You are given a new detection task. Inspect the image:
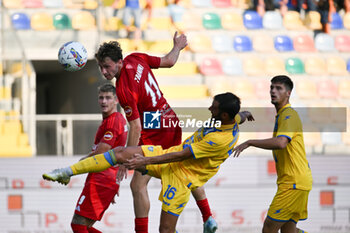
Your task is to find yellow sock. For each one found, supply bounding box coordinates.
[70,151,116,175]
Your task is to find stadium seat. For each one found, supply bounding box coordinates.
[315,33,335,52]
[176,12,202,31]
[202,12,222,29]
[344,12,350,29]
[3,0,24,8]
[243,10,263,29]
[338,80,350,98]
[254,80,270,99]
[31,12,54,30]
[296,80,318,99]
[243,57,265,76]
[188,34,213,53]
[153,62,198,76]
[231,79,255,99]
[191,0,212,7]
[283,11,305,30]
[335,35,350,52]
[317,80,338,99]
[23,0,43,8]
[2,120,22,135]
[327,57,347,75]
[72,11,96,30]
[304,132,322,147]
[11,13,31,30]
[147,17,172,30]
[221,12,244,30]
[233,35,252,52]
[253,34,274,52]
[212,34,232,53]
[305,57,327,75]
[342,132,350,145]
[265,57,286,75]
[53,13,71,29]
[222,57,243,75]
[274,35,294,52]
[43,0,63,8]
[142,40,173,53]
[293,34,316,52]
[212,0,232,7]
[285,57,305,74]
[104,17,123,31]
[331,12,343,29]
[151,0,167,8]
[116,38,135,52]
[84,0,98,9]
[168,3,185,23]
[161,85,208,99]
[304,11,322,30]
[199,57,223,76]
[263,11,283,30]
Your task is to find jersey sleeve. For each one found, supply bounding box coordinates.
[188,134,225,159]
[276,111,299,142]
[99,114,127,147]
[132,53,161,69]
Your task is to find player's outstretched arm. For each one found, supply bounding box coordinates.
[159,31,188,68]
[238,111,254,124]
[125,147,193,170]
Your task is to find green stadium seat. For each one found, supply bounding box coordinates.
[53,13,71,29]
[202,12,222,29]
[285,57,305,74]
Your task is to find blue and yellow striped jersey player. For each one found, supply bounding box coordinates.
[43,92,254,233]
[233,75,313,233]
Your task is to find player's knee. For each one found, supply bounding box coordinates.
[159,224,175,233]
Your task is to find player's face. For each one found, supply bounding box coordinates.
[209,100,222,121]
[98,57,122,80]
[270,82,290,105]
[98,91,117,116]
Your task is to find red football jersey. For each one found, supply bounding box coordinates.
[116,53,182,147]
[86,112,127,188]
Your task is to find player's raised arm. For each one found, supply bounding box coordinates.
[238,111,255,124]
[159,31,188,68]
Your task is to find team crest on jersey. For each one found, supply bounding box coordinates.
[104,131,113,140]
[124,106,132,117]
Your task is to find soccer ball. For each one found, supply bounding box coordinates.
[58,41,88,72]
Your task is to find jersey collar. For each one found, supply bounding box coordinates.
[277,103,291,115]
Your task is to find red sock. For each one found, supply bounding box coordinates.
[196,198,212,222]
[71,223,89,233]
[87,227,102,233]
[135,217,148,233]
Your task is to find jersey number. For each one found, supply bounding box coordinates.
[164,185,177,200]
[144,73,161,107]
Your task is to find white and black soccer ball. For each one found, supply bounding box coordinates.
[58,41,88,72]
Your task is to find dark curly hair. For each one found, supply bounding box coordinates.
[95,41,123,62]
[214,92,241,120]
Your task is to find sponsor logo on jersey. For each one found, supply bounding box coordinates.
[104,131,113,140]
[148,146,154,152]
[124,106,132,117]
[143,111,161,129]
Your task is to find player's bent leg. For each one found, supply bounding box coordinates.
[262,217,285,233]
[159,210,179,233]
[131,171,152,233]
[71,213,96,233]
[280,221,298,233]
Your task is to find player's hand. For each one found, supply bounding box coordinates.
[116,165,127,183]
[173,31,188,50]
[125,154,146,170]
[232,141,250,157]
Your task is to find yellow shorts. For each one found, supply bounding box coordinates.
[267,188,310,223]
[141,145,190,216]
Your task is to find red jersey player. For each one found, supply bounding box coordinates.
[71,84,128,233]
[95,32,217,233]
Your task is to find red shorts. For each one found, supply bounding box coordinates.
[74,182,119,221]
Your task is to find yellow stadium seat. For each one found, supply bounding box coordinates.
[304,11,322,30]
[63,0,84,8]
[116,38,135,52]
[327,57,347,75]
[188,34,213,53]
[153,62,198,76]
[84,0,98,9]
[2,120,22,135]
[283,11,305,30]
[2,87,11,100]
[161,85,208,99]
[147,17,173,30]
[31,12,54,31]
[265,57,286,75]
[72,11,96,30]
[0,110,5,124]
[0,135,17,147]
[344,12,350,30]
[338,80,350,98]
[221,12,244,30]
[253,34,274,52]
[305,57,327,75]
[139,40,173,54]
[18,133,29,147]
[8,62,32,77]
[104,17,123,31]
[175,12,202,31]
[243,57,265,76]
[150,0,167,8]
[3,0,23,8]
[230,79,255,100]
[296,80,318,99]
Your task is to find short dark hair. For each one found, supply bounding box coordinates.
[98,83,116,96]
[95,41,123,62]
[214,92,241,120]
[271,75,294,91]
